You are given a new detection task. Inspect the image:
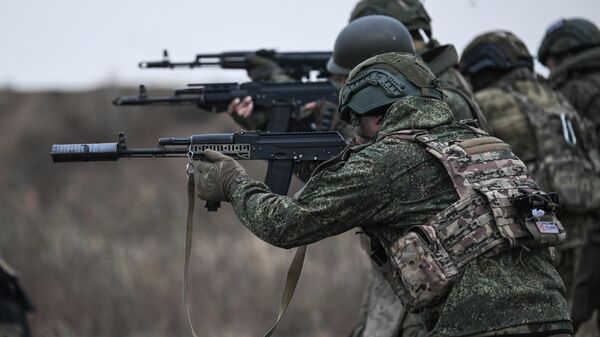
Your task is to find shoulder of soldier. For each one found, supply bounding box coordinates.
[438,67,472,92]
[555,75,600,119]
[474,87,521,118]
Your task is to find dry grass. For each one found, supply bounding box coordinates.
[1,88,597,337]
[0,88,370,337]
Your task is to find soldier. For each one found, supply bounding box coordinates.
[538,18,600,144]
[227,15,418,140]
[348,1,489,335]
[0,259,33,337]
[538,18,600,333]
[195,52,572,337]
[349,0,485,126]
[460,31,600,330]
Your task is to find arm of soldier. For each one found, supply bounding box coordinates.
[230,148,393,249]
[227,55,296,130]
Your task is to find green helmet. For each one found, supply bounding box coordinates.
[338,52,443,123]
[538,18,600,65]
[349,0,432,39]
[460,30,533,76]
[327,15,415,75]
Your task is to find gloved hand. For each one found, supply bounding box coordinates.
[196,150,246,202]
[247,54,288,82]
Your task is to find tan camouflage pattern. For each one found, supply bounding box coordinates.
[230,96,571,336]
[378,126,564,311]
[351,267,426,337]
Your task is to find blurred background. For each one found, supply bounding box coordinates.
[0,0,599,336]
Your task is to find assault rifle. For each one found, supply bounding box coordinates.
[138,49,332,81]
[51,130,347,210]
[113,81,339,132]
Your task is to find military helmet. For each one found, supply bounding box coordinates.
[327,15,415,75]
[338,52,443,123]
[349,0,432,39]
[460,30,534,76]
[538,18,600,65]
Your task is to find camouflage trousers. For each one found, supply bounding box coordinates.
[350,266,426,337]
[553,212,596,303]
[570,220,600,332]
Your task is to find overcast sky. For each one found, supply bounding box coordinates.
[1,0,599,91]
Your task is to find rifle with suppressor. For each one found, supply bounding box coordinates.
[113,81,339,132]
[138,49,332,81]
[51,130,347,210]
[52,130,346,335]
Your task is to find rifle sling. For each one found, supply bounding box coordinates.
[184,168,200,337]
[263,245,306,337]
[183,165,306,337]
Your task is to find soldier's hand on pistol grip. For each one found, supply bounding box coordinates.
[196,150,246,202]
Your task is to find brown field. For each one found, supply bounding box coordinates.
[0,88,370,337]
[0,88,597,337]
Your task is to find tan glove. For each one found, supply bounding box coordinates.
[247,54,290,82]
[195,150,246,202]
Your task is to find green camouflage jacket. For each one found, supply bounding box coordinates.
[230,96,571,336]
[422,42,486,128]
[549,46,600,146]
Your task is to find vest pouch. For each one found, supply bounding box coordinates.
[523,214,566,246]
[385,226,459,311]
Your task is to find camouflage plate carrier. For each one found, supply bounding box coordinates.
[373,126,565,311]
[481,78,600,213]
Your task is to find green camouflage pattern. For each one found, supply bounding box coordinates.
[571,222,600,331]
[437,67,487,128]
[474,66,600,309]
[349,0,432,38]
[461,31,533,74]
[381,128,565,311]
[538,18,600,65]
[549,46,600,147]
[548,46,600,333]
[474,67,600,210]
[0,323,22,337]
[230,96,571,336]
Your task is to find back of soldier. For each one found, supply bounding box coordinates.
[539,18,600,147]
[539,17,600,333]
[461,30,600,307]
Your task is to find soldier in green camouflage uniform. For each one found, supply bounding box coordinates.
[0,258,33,337]
[195,52,572,337]
[228,15,418,142]
[347,1,488,335]
[460,31,600,331]
[349,0,485,127]
[538,18,600,333]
